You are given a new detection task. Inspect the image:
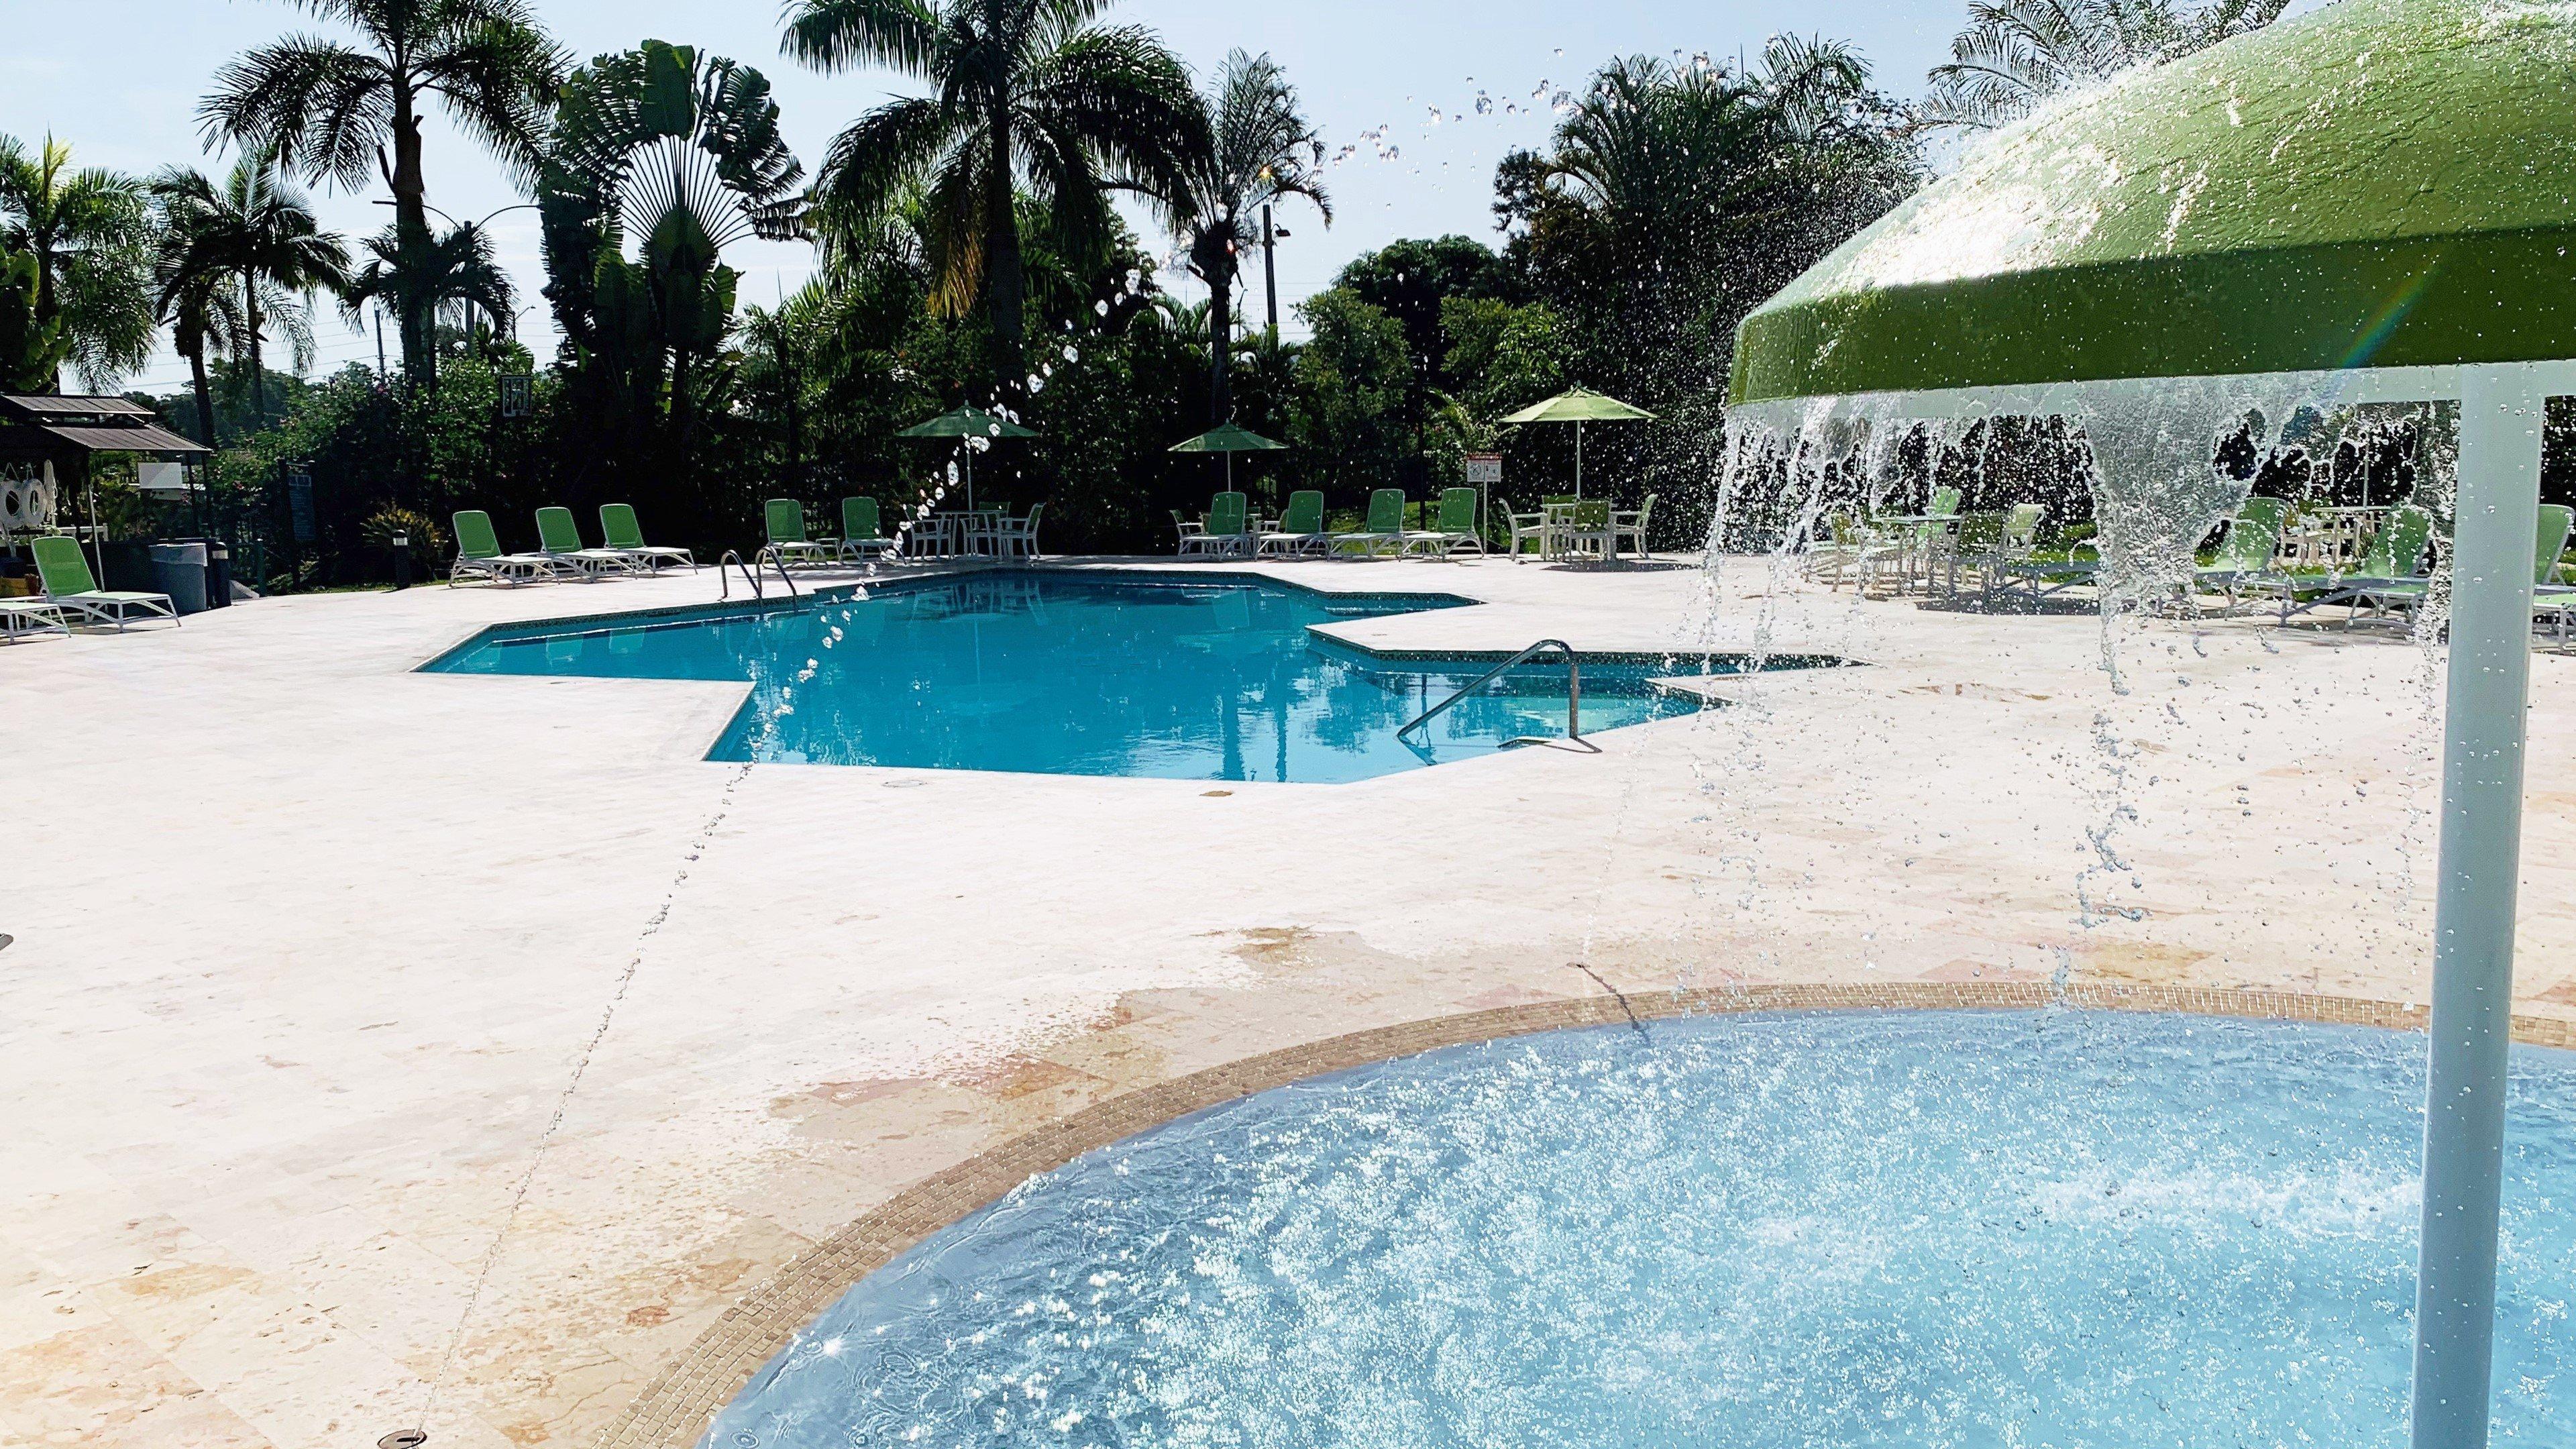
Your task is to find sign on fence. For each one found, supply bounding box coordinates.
[498,374,535,418]
[286,469,315,543]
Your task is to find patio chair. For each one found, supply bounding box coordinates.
[2265,504,2433,624]
[2192,496,2291,612]
[1930,511,2011,599]
[1171,510,1205,553]
[1332,488,1407,557]
[1503,499,1552,563]
[1180,492,1250,557]
[1258,490,1331,557]
[1613,494,1658,560]
[761,498,834,570]
[1809,512,1899,592]
[1560,500,1617,564]
[535,506,639,578]
[837,497,900,563]
[599,503,696,572]
[2387,504,2576,637]
[30,535,178,630]
[987,502,1044,559]
[450,510,572,586]
[0,595,68,641]
[1409,486,1485,558]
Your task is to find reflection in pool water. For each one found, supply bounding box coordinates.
[429,573,1807,782]
[705,1010,2576,1449]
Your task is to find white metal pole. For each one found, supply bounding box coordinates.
[2411,362,2544,1449]
[1575,420,1584,500]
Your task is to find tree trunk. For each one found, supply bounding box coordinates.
[388,83,435,387]
[1208,265,1234,425]
[983,103,1025,396]
[245,278,266,430]
[188,345,217,448]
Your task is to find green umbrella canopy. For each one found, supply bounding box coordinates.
[1499,387,1656,423]
[897,405,1038,439]
[1169,422,1289,453]
[1729,0,2576,407]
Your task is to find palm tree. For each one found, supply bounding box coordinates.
[199,0,562,380]
[148,200,250,448]
[782,0,1204,385]
[339,221,515,386]
[0,134,156,392]
[1921,0,2288,131]
[1161,50,1328,425]
[151,154,350,432]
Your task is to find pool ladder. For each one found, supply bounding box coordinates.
[1397,638,1588,749]
[716,549,799,602]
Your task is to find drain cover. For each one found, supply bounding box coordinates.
[378,1432,427,1449]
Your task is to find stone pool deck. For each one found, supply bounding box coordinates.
[8,553,2576,1448]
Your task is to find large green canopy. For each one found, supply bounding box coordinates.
[1499,388,1655,424]
[1729,0,2576,406]
[1168,422,1287,453]
[898,405,1038,439]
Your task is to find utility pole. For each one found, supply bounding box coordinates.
[1262,204,1281,341]
[374,307,387,384]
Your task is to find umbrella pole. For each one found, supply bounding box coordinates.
[1575,421,1584,500]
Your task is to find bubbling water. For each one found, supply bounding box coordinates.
[703,1012,2576,1449]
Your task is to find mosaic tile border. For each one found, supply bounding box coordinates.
[594,981,2571,1449]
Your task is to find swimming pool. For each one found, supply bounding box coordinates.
[428,573,1805,782]
[703,1010,2576,1449]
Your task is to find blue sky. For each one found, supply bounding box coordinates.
[2,0,1972,394]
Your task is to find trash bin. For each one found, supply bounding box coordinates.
[148,541,211,614]
[169,537,232,609]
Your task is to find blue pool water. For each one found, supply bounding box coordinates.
[705,1011,2576,1449]
[429,573,1786,782]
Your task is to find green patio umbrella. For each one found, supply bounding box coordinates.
[1497,387,1654,498]
[1168,421,1289,492]
[898,405,1038,511]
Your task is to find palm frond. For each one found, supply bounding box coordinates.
[780,0,944,75]
[199,36,390,189]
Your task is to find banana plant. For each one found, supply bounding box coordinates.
[543,40,802,458]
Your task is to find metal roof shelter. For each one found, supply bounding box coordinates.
[0,395,215,580]
[0,394,210,462]
[1727,3,2576,1443]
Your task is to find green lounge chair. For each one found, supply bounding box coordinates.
[1405,486,1484,558]
[1180,492,1248,558]
[1332,488,1407,557]
[1258,490,1330,557]
[31,535,178,630]
[535,506,638,578]
[837,497,898,562]
[2277,504,2434,625]
[761,498,833,569]
[450,510,571,586]
[2193,496,2291,612]
[599,503,695,572]
[0,594,70,641]
[2383,504,2576,637]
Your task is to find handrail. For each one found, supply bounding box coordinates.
[717,548,800,602]
[1397,638,1581,748]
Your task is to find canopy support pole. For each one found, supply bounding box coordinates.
[2411,362,2544,1449]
